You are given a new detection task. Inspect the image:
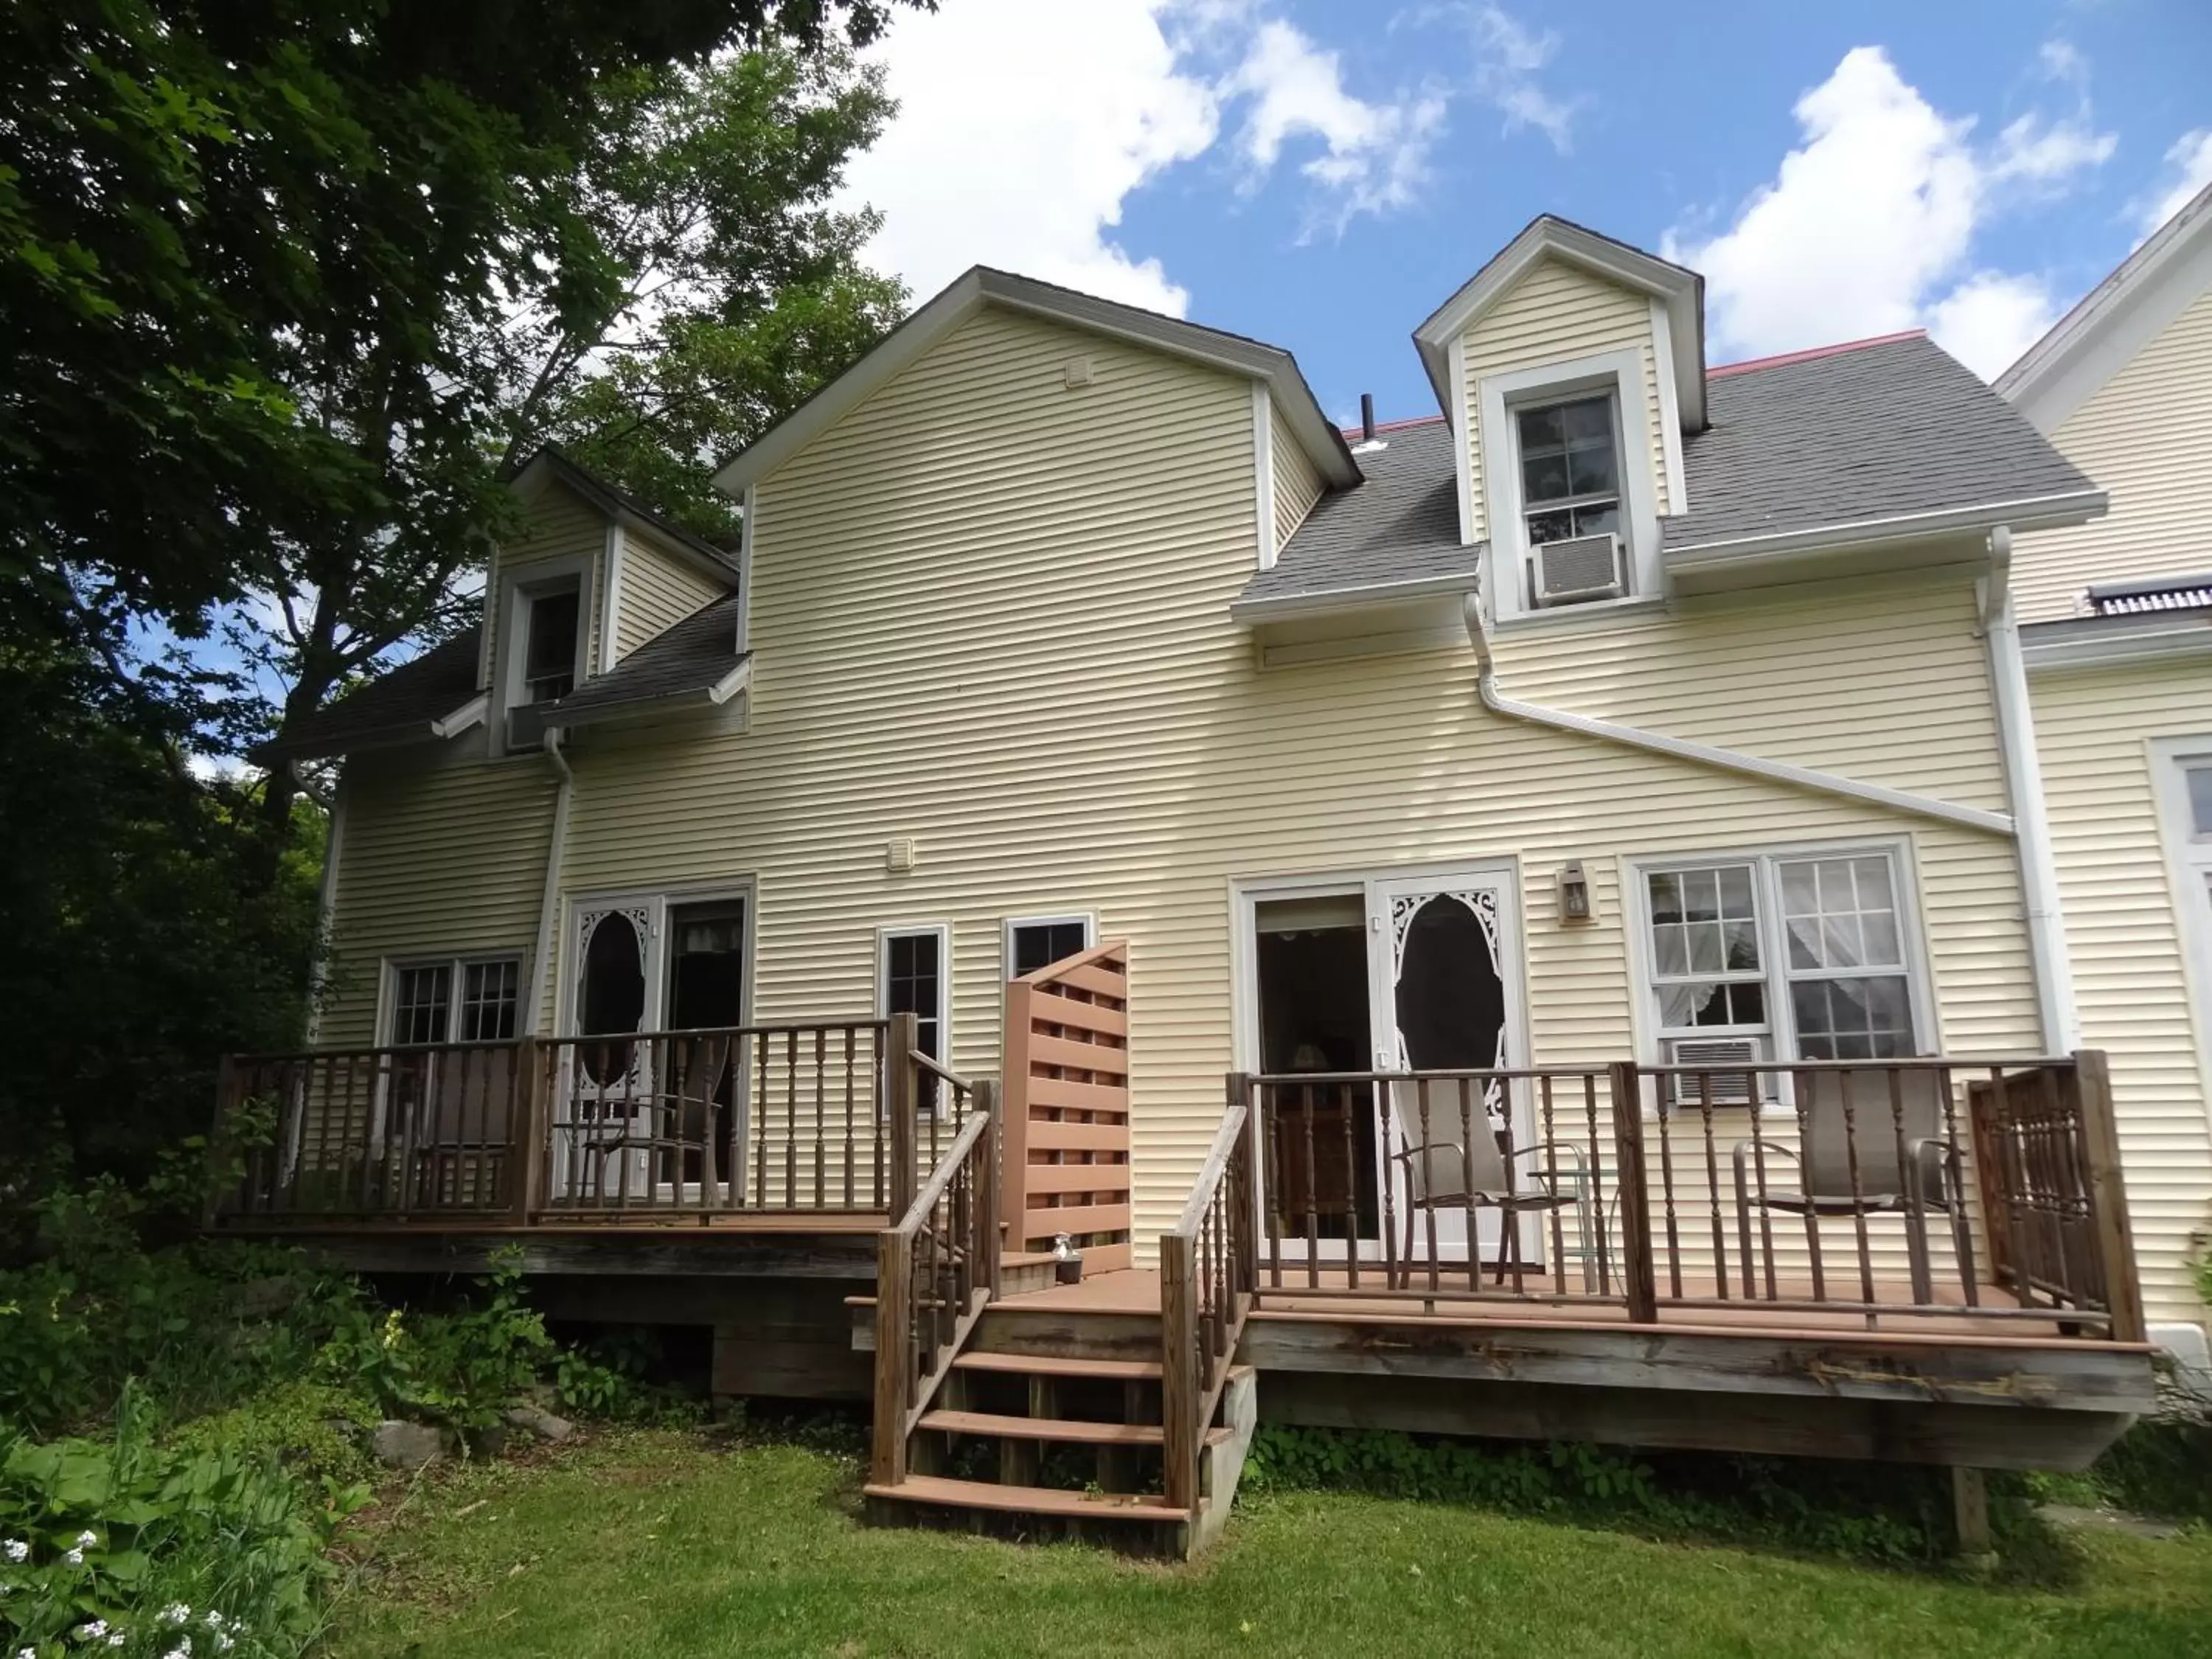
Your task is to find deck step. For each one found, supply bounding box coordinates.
[919,1409,1162,1446]
[865,1475,1188,1523]
[951,1352,1161,1381]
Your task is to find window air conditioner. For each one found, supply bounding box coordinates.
[505,701,549,751]
[1531,532,1625,607]
[1665,1037,1764,1109]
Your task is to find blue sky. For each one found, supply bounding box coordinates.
[839,0,2212,427]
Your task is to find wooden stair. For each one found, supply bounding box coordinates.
[863,1296,1256,1557]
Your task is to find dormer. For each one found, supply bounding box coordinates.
[1412,216,1704,626]
[487,449,742,752]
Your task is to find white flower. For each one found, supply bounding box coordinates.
[161,1604,192,1624]
[1,1538,25,1562]
[77,1621,108,1640]
[216,1640,233,1654]
[63,1548,83,1565]
[20,1645,38,1659]
[201,1612,223,1630]
[72,1531,97,1549]
[108,1638,127,1651]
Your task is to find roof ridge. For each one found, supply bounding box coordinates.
[1336,413,1448,439]
[1708,330,1926,380]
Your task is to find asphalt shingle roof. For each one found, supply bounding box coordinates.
[257,628,482,762]
[547,594,745,723]
[1239,333,2099,611]
[1664,334,2098,552]
[1236,420,1473,608]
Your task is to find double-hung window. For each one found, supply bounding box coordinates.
[386,955,521,1045]
[880,925,950,1110]
[1638,846,1924,1076]
[1515,394,1621,548]
[1005,913,1096,979]
[520,582,582,705]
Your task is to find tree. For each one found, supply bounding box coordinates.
[1,0,919,771]
[240,41,905,832]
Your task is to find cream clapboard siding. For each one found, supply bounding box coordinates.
[2011,283,2212,623]
[479,483,608,690]
[319,745,559,1050]
[613,529,726,662]
[1462,257,1670,544]
[530,302,2039,1259]
[1270,398,1324,552]
[2033,663,2212,1325]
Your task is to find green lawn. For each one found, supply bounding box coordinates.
[324,1429,2212,1659]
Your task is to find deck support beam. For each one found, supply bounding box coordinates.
[1951,1466,1994,1562]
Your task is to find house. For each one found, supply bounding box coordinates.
[1999,178,2212,1380]
[235,215,2155,1554]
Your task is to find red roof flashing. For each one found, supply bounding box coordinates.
[1707,330,1925,380]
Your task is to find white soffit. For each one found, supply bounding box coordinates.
[1996,179,2212,434]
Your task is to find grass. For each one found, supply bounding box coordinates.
[320,1427,2212,1659]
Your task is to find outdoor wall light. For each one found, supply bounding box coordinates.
[1557,860,1592,922]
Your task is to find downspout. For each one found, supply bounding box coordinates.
[525,728,574,1037]
[1459,594,2016,837]
[1979,528,2078,1051]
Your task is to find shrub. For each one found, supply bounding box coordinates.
[0,1387,366,1658]
[168,1384,379,1493]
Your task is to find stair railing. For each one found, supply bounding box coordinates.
[871,1015,1001,1486]
[1160,1083,1259,1513]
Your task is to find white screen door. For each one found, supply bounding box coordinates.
[558,896,664,1201]
[1365,866,1531,1264]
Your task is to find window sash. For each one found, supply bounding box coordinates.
[389,955,521,1046]
[1640,849,1922,1063]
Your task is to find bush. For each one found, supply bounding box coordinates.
[168,1384,379,1494]
[0,1387,366,1658]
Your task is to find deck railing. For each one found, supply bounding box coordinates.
[1244,1050,2141,1338]
[212,1020,894,1222]
[1160,1089,1259,1512]
[872,1020,1001,1486]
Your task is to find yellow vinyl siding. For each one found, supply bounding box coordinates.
[2011,283,2212,623]
[481,484,608,689]
[319,747,557,1049]
[1270,400,1324,552]
[613,529,726,661]
[2033,661,2212,1326]
[1461,257,1669,544]
[515,302,2037,1259]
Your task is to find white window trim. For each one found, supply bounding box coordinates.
[2149,737,2212,1148]
[1252,383,1277,570]
[877,922,953,1099]
[1478,347,1662,625]
[1621,838,1939,1108]
[736,483,756,655]
[378,950,526,1048]
[597,522,625,669]
[1003,911,1099,981]
[493,549,597,754]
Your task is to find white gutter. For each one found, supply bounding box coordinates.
[1663,489,2108,572]
[1979,529,2079,1051]
[1459,594,2016,837]
[524,728,574,1037]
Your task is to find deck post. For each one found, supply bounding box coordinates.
[1609,1060,1659,1324]
[2072,1048,2146,1343]
[872,1226,913,1486]
[888,1012,919,1222]
[1228,1072,1259,1303]
[510,1037,547,1225]
[975,1078,1002,1301]
[1160,1229,1198,1513]
[1950,1467,1994,1562]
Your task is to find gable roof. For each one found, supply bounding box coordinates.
[255,628,484,763]
[509,447,740,585]
[711,265,1360,497]
[1236,333,2101,617]
[1996,178,2212,433]
[1412,215,1708,432]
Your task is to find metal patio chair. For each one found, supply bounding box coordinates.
[1730,1065,1972,1304]
[1388,1080,1593,1290]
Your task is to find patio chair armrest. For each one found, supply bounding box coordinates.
[1503,1141,1590,1198]
[1389,1138,1464,1165]
[1902,1135,1961,1211]
[1730,1137,1801,1206]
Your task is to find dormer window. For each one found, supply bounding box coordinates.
[1517,394,1621,547]
[521,582,582,705]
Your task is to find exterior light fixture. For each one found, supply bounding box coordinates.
[1557,860,1592,922]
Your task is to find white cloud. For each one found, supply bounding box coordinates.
[2140,128,2212,236]
[1465,5,1578,153]
[1218,18,1447,232]
[1666,44,2115,379]
[835,1,1218,316]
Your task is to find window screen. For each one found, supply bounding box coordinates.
[1009,918,1091,979]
